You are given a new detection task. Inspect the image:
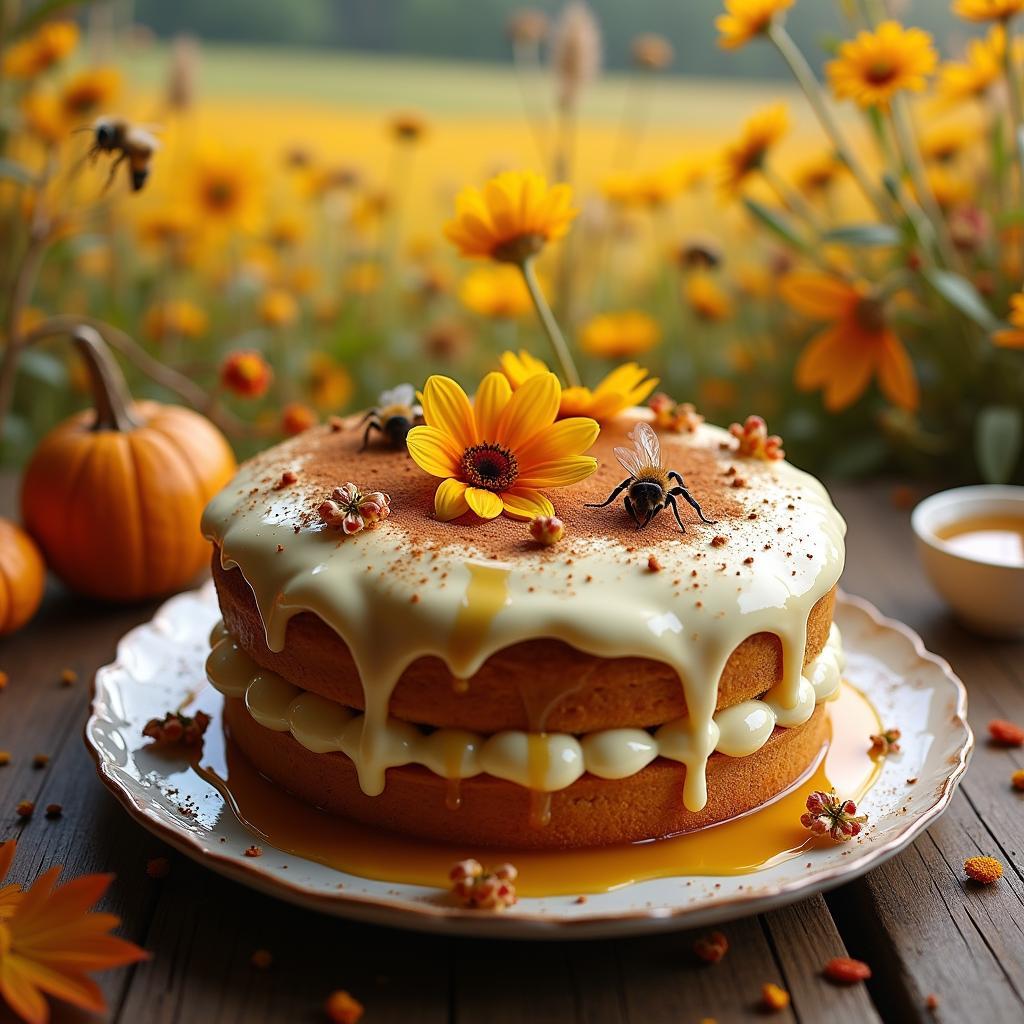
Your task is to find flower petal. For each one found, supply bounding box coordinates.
[517,416,600,466]
[473,372,512,441]
[501,487,555,521]
[496,371,560,450]
[779,272,857,320]
[434,478,470,521]
[406,425,461,478]
[876,331,919,411]
[518,456,598,488]
[421,375,477,450]
[465,487,504,519]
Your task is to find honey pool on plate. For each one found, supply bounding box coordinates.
[192,682,881,898]
[935,514,1024,567]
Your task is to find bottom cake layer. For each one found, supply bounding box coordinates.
[223,698,830,849]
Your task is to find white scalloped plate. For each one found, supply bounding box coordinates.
[86,584,972,939]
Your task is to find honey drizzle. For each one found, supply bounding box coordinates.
[196,683,881,898]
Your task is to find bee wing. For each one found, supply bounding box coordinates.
[628,421,664,471]
[379,382,415,408]
[613,445,644,478]
[126,127,161,151]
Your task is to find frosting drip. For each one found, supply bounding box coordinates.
[201,411,846,812]
[207,624,843,791]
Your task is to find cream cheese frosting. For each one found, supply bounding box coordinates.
[200,409,847,812]
[207,622,844,791]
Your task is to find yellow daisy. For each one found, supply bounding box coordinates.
[444,170,577,263]
[827,21,937,108]
[938,27,1010,103]
[684,273,733,322]
[716,0,794,50]
[719,103,789,194]
[59,67,120,120]
[189,152,262,232]
[578,311,661,358]
[500,351,659,422]
[3,20,78,79]
[952,0,1024,21]
[406,372,599,522]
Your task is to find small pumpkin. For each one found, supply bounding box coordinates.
[0,517,46,634]
[21,325,236,601]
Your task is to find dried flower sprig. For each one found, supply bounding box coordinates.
[869,728,902,755]
[529,515,565,546]
[317,483,392,535]
[449,859,518,910]
[729,414,784,460]
[142,710,211,747]
[964,855,1002,884]
[648,393,704,433]
[800,789,868,842]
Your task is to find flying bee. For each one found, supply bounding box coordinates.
[359,383,423,450]
[80,117,160,193]
[585,421,715,532]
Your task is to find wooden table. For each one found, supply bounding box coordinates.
[1,476,1022,1024]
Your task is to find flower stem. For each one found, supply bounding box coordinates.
[768,23,892,222]
[519,257,581,387]
[761,162,821,232]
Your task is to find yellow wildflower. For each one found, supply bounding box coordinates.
[952,0,1024,21]
[459,266,533,319]
[716,0,794,50]
[684,273,733,322]
[579,311,661,358]
[444,170,577,262]
[142,299,209,342]
[827,21,937,109]
[3,20,78,79]
[719,104,788,195]
[993,292,1024,348]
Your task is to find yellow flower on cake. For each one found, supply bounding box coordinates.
[952,0,1024,21]
[779,271,919,411]
[0,839,148,1024]
[579,311,660,358]
[500,351,659,422]
[715,0,793,50]
[993,292,1024,348]
[444,170,577,262]
[458,266,533,319]
[826,21,937,108]
[719,104,788,195]
[406,372,599,521]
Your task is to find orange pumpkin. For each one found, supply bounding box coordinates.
[0,517,46,634]
[21,325,236,602]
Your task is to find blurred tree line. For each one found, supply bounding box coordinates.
[134,0,978,75]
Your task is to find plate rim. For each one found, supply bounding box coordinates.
[85,584,974,938]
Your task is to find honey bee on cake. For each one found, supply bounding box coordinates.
[586,422,715,531]
[79,117,160,192]
[359,383,423,449]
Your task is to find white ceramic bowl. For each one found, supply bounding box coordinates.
[912,485,1024,637]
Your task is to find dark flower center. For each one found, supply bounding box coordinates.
[865,60,897,86]
[461,442,519,491]
[853,296,886,334]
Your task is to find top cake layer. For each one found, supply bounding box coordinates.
[201,408,846,811]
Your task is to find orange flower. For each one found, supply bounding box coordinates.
[258,288,299,328]
[0,839,147,1024]
[684,273,733,322]
[406,372,599,522]
[220,350,273,398]
[779,271,919,411]
[3,21,78,79]
[281,402,317,435]
[59,67,120,120]
[500,350,659,422]
[719,104,788,195]
[953,0,1024,20]
[142,299,208,342]
[993,291,1024,348]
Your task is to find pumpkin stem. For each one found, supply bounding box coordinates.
[72,325,139,432]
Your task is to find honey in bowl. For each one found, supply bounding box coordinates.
[935,514,1024,568]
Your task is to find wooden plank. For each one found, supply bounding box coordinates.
[828,481,1024,1024]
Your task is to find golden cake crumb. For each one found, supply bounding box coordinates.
[964,855,1002,884]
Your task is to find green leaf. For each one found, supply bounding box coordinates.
[975,406,1023,484]
[741,198,809,253]
[822,223,902,247]
[923,268,1001,332]
[18,350,68,389]
[0,158,34,186]
[995,208,1024,228]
